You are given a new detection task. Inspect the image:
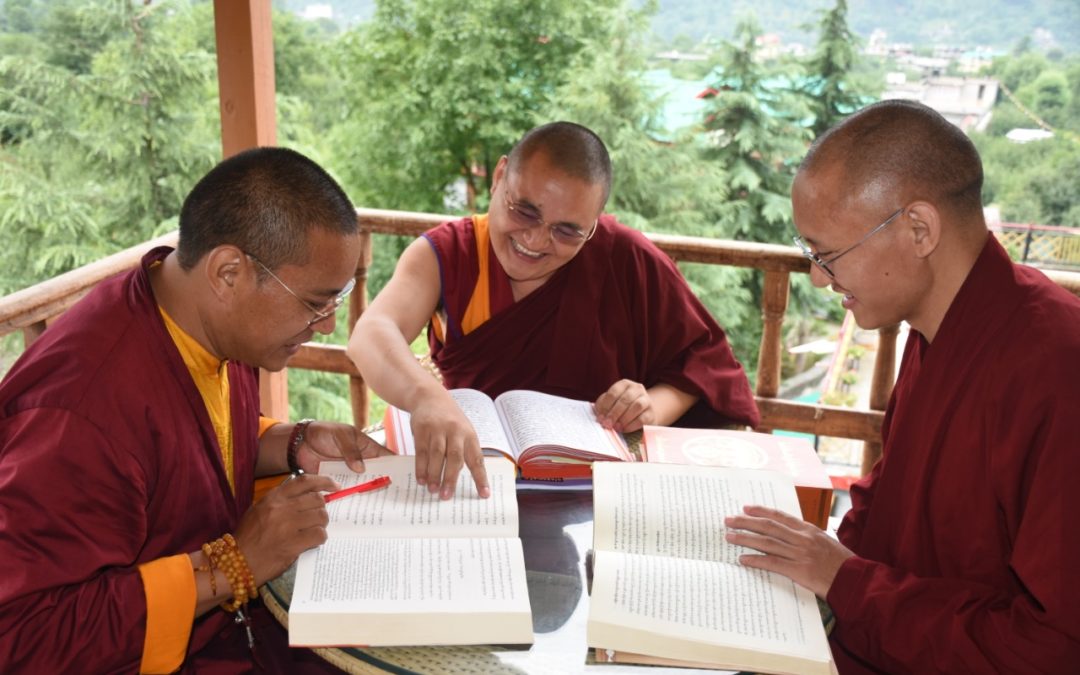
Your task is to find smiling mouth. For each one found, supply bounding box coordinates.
[510,237,545,259]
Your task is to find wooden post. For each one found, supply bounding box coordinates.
[861,323,900,475]
[21,321,47,349]
[755,270,790,431]
[348,231,372,430]
[213,0,277,157]
[213,0,286,419]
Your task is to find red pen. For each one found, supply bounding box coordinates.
[324,475,392,503]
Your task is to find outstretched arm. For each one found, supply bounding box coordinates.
[346,238,489,499]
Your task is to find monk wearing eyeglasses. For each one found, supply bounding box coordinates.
[724,100,1080,673]
[349,121,758,500]
[0,147,388,672]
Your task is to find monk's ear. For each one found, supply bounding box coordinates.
[905,201,941,259]
[204,245,247,302]
[490,156,509,196]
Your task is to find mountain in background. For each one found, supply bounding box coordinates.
[649,0,1079,52]
[270,0,1077,53]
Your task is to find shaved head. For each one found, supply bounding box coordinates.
[507,121,613,204]
[800,100,984,219]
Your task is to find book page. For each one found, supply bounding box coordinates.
[593,462,798,562]
[290,536,533,646]
[317,456,518,539]
[293,536,528,607]
[388,389,516,460]
[493,389,629,460]
[588,549,829,667]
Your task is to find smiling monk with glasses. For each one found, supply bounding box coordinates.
[348,121,759,500]
[724,100,1080,674]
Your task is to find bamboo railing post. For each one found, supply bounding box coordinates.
[754,270,790,431]
[349,230,372,430]
[861,323,900,475]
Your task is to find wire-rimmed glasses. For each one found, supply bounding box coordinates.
[503,191,596,246]
[248,254,355,327]
[793,208,905,279]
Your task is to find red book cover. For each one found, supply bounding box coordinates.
[641,426,834,528]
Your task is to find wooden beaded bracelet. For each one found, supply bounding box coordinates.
[202,534,258,612]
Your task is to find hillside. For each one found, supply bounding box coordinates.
[649,0,1079,52]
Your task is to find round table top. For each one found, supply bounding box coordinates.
[263,430,747,674]
[262,487,737,675]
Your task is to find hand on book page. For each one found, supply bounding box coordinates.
[387,388,491,500]
[724,504,854,599]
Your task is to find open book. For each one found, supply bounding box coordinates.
[385,388,632,480]
[288,456,533,647]
[587,462,835,675]
[642,425,834,528]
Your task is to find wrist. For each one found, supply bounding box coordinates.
[286,419,315,473]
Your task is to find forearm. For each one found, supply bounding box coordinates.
[645,382,699,426]
[255,422,291,477]
[349,317,447,412]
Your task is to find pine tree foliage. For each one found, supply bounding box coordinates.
[701,16,811,244]
[803,0,865,137]
[0,0,218,293]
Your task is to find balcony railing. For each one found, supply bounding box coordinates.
[991,223,1080,272]
[3,208,1080,475]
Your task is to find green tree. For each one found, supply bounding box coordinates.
[700,15,811,244]
[0,0,218,291]
[1028,69,1071,128]
[803,0,864,137]
[330,0,619,215]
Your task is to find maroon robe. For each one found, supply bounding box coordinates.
[424,215,760,429]
[0,248,329,673]
[827,237,1080,673]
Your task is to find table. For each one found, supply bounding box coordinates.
[262,488,739,674]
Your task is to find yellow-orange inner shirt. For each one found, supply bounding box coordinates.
[137,305,279,673]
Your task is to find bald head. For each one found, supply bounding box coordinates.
[800,100,984,220]
[507,121,613,204]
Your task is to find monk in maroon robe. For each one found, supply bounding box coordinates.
[0,148,385,673]
[724,100,1080,672]
[348,122,758,500]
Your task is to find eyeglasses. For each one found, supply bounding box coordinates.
[248,255,355,327]
[503,191,596,246]
[793,208,905,279]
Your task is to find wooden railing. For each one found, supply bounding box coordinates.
[4,208,1080,475]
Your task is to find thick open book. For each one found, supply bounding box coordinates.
[587,462,835,675]
[642,426,834,528]
[288,456,533,647]
[385,388,632,480]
